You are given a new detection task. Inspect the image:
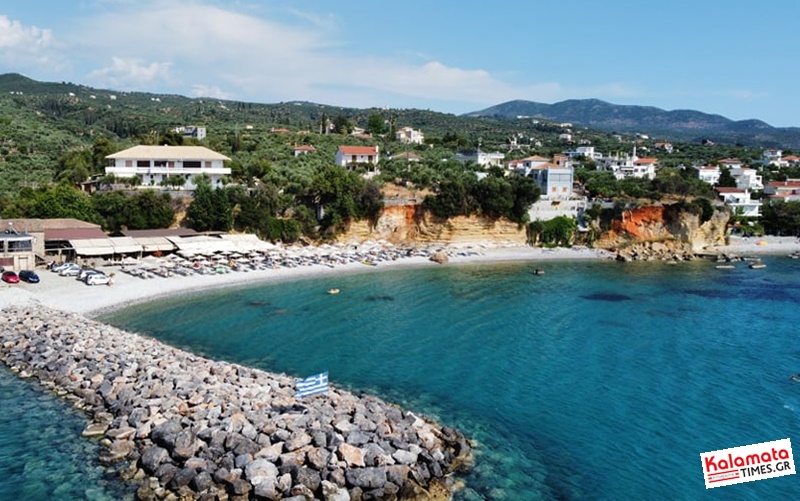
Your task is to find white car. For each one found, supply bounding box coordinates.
[85,273,111,286]
[78,268,102,281]
[51,262,73,273]
[59,264,82,277]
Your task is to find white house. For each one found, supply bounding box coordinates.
[599,151,657,180]
[762,149,785,167]
[764,180,800,200]
[292,144,316,156]
[174,125,207,140]
[335,145,380,166]
[695,165,721,185]
[654,142,674,153]
[730,167,763,191]
[335,146,380,178]
[396,127,425,145]
[527,163,574,200]
[718,158,742,170]
[507,155,550,174]
[454,151,505,167]
[568,146,603,160]
[714,187,761,217]
[105,145,231,190]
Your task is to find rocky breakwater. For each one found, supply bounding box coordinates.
[0,307,472,500]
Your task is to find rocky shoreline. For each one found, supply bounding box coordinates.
[0,307,472,500]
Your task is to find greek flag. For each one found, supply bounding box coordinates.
[295,371,329,398]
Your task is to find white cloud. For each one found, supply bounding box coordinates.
[53,1,634,110]
[88,57,173,88]
[0,15,58,69]
[190,84,233,100]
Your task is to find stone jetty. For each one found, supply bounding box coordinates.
[0,307,472,500]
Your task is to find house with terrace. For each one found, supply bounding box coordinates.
[105,145,231,191]
[527,162,574,200]
[730,167,763,191]
[335,146,380,178]
[714,187,761,217]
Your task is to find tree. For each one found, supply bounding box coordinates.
[332,115,353,135]
[366,114,387,135]
[717,167,737,188]
[186,180,216,231]
[127,191,175,229]
[29,183,99,222]
[93,190,130,232]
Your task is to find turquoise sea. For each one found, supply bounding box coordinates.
[3,257,800,499]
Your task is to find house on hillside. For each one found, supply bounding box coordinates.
[527,163,574,200]
[714,187,761,217]
[507,155,550,175]
[292,144,316,157]
[396,127,425,145]
[105,145,231,191]
[718,158,742,170]
[654,142,674,153]
[761,149,785,167]
[597,150,657,180]
[335,146,380,178]
[454,150,505,168]
[174,125,207,140]
[730,167,763,191]
[695,165,721,185]
[764,180,800,201]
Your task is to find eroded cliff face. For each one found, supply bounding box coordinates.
[337,204,527,246]
[337,202,728,256]
[593,204,729,257]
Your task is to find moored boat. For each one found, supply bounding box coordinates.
[327,288,340,295]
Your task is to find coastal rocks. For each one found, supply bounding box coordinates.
[0,307,472,500]
[429,251,449,264]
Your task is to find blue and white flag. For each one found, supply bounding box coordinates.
[295,371,329,398]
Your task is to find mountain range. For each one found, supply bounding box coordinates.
[466,99,800,148]
[2,72,800,149]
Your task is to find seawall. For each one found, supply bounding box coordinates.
[0,306,472,500]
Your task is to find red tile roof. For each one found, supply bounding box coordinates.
[338,146,379,155]
[293,145,316,151]
[718,158,741,164]
[768,180,800,188]
[715,187,745,193]
[634,157,658,164]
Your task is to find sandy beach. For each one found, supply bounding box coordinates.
[0,244,612,317]
[4,236,799,318]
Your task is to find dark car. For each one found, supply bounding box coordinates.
[1,271,20,283]
[18,270,40,283]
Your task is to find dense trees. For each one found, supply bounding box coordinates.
[424,167,540,224]
[762,201,800,236]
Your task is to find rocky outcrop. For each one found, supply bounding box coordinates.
[0,307,472,500]
[593,203,729,261]
[339,205,526,247]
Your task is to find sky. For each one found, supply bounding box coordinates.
[2,0,800,126]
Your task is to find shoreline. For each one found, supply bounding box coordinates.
[1,244,614,318]
[4,237,800,318]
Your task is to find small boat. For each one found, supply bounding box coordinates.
[327,289,340,295]
[361,260,378,267]
[791,374,800,383]
[533,268,545,275]
[749,262,767,269]
[715,264,735,270]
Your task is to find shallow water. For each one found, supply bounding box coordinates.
[4,257,800,499]
[0,367,133,500]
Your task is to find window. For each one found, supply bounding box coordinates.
[137,160,150,167]
[154,160,168,167]
[204,161,212,168]
[125,160,133,167]
[7,239,32,253]
[184,161,201,168]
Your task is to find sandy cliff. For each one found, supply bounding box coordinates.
[338,204,527,247]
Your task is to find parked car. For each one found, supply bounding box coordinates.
[2,271,20,283]
[51,262,73,273]
[85,273,111,286]
[18,270,40,283]
[59,264,82,277]
[78,268,102,281]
